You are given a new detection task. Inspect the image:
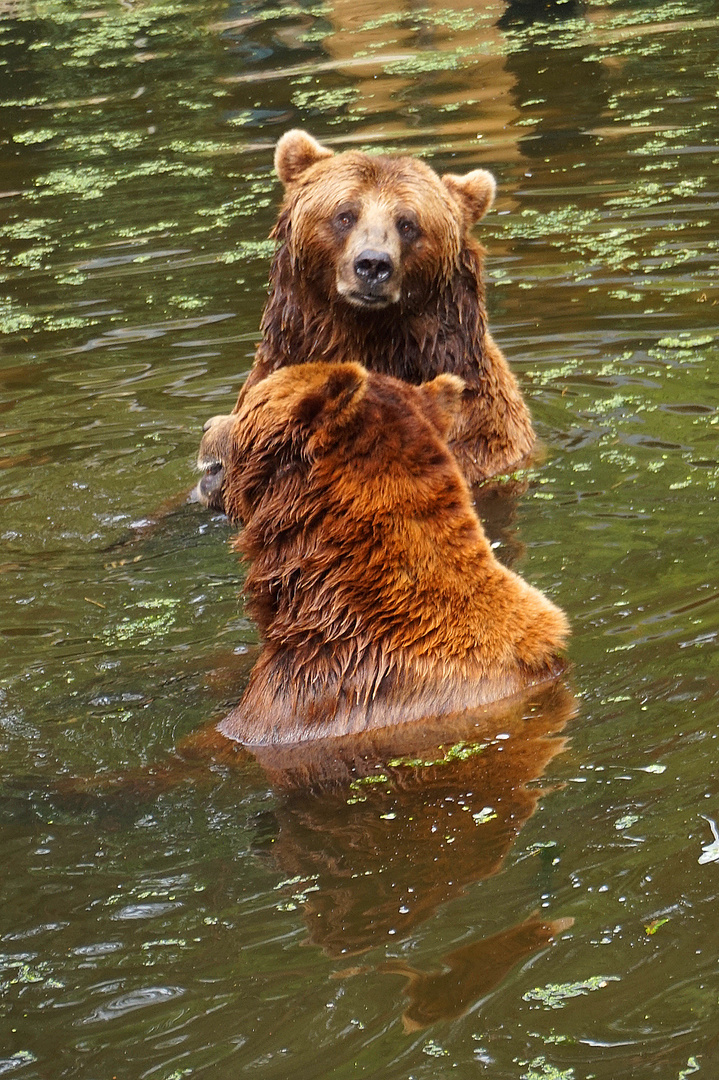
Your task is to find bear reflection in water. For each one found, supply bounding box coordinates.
[181,681,575,1029]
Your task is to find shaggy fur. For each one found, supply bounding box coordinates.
[199,362,568,746]
[232,130,535,487]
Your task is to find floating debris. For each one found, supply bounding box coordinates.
[644,917,670,935]
[698,816,719,864]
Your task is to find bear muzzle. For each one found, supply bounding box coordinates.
[338,248,401,308]
[334,210,403,308]
[194,460,225,512]
[195,414,236,513]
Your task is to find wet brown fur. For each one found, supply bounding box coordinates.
[232,130,535,486]
[200,362,568,746]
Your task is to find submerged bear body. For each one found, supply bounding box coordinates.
[199,363,568,746]
[215,131,535,494]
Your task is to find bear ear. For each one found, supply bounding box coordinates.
[416,373,465,437]
[295,363,368,435]
[441,169,496,225]
[275,129,334,187]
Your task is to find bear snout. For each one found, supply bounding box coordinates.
[354,249,394,287]
[195,414,237,514]
[339,245,401,308]
[194,461,226,513]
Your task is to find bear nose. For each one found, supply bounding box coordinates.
[354,249,394,286]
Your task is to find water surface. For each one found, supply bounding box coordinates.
[1,1,718,1077]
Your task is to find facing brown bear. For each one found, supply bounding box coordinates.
[198,131,534,508]
[199,362,568,746]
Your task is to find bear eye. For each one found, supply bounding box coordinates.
[397,217,419,242]
[334,209,357,231]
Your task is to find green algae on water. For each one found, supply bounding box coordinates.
[523,976,621,1010]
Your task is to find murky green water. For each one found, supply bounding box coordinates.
[1,0,718,1076]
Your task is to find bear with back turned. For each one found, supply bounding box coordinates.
[199,131,534,507]
[199,362,567,746]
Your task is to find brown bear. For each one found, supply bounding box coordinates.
[198,361,568,746]
[198,130,534,509]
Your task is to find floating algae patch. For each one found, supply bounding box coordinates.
[13,128,57,146]
[44,314,96,331]
[30,166,118,201]
[166,138,237,156]
[523,976,620,1010]
[58,131,145,155]
[631,125,711,156]
[0,299,36,334]
[386,740,488,769]
[198,239,278,264]
[384,47,474,77]
[167,295,207,311]
[239,2,331,22]
[275,873,320,911]
[499,205,659,270]
[519,1056,575,1080]
[443,740,489,763]
[11,246,55,270]
[346,773,391,803]
[121,161,211,182]
[103,599,181,648]
[114,221,180,239]
[0,958,64,992]
[604,181,671,209]
[349,774,390,788]
[0,218,56,241]
[512,206,601,241]
[291,86,360,114]
[656,334,714,349]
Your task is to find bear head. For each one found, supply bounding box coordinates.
[197,362,466,526]
[272,129,497,311]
